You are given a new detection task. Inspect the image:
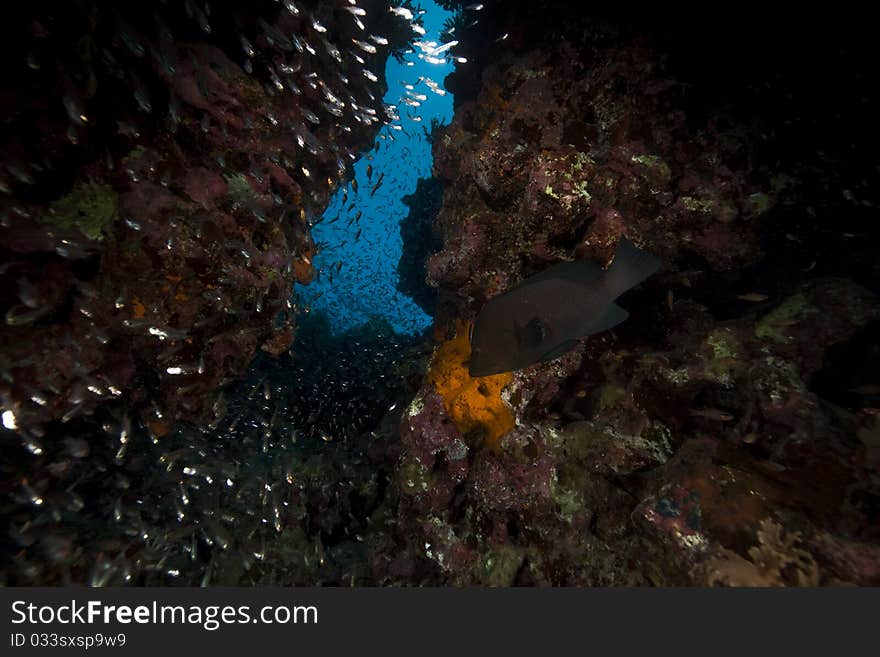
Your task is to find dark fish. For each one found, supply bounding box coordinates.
[468,237,661,377]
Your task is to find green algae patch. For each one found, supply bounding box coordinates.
[397,454,432,494]
[745,192,773,215]
[631,154,664,167]
[551,480,583,525]
[706,329,740,383]
[561,152,594,179]
[571,151,592,171]
[480,544,525,587]
[680,195,715,213]
[236,75,268,107]
[224,173,256,205]
[631,154,671,184]
[755,293,818,343]
[597,383,628,412]
[122,146,148,168]
[707,330,738,360]
[43,182,118,240]
[572,180,592,202]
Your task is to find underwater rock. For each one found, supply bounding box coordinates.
[397,176,444,316]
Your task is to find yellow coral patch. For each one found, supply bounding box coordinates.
[292,258,314,284]
[427,320,515,451]
[293,240,316,284]
[131,296,146,319]
[146,419,171,439]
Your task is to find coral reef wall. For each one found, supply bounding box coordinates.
[0,0,412,435]
[0,0,422,585]
[368,2,880,585]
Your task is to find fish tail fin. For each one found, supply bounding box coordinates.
[605,236,661,297]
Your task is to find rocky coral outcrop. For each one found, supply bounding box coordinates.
[397,176,444,315]
[375,275,879,585]
[373,3,880,586]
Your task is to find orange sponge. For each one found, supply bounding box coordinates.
[427,320,515,450]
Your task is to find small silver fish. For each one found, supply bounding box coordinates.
[737,292,769,302]
[352,39,377,54]
[389,6,414,21]
[689,408,734,422]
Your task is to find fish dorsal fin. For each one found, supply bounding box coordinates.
[509,260,604,293]
[604,237,661,298]
[586,302,629,335]
[540,339,579,363]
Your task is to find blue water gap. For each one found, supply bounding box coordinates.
[294,3,455,335]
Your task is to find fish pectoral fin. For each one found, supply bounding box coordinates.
[588,302,629,335]
[539,339,579,363]
[529,316,550,342]
[516,316,550,348]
